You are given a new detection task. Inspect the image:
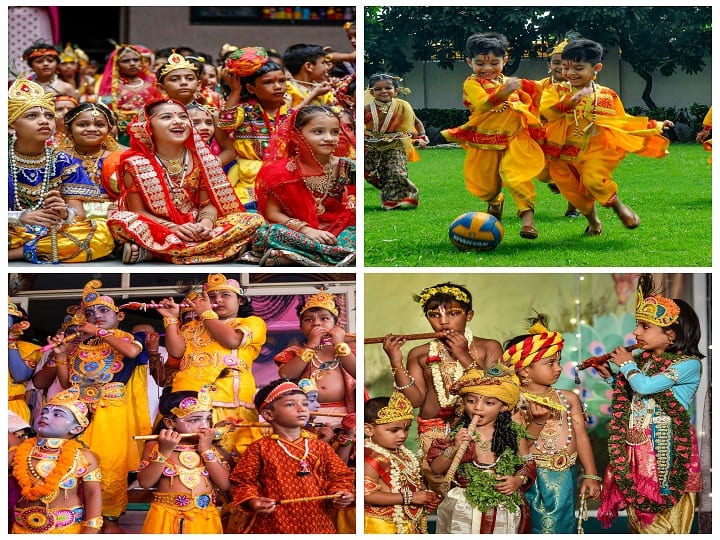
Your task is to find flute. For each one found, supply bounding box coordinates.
[276,494,340,505]
[39,332,79,353]
[364,331,445,345]
[439,414,480,495]
[118,301,218,311]
[576,344,641,370]
[133,431,224,441]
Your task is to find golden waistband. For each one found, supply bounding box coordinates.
[532,450,577,471]
[152,492,217,510]
[14,505,84,533]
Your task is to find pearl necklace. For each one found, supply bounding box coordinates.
[10,144,56,211]
[275,436,311,476]
[428,329,475,408]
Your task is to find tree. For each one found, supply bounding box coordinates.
[365,6,711,108]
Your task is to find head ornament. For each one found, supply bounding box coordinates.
[205,274,244,296]
[8,299,23,318]
[502,318,564,371]
[450,365,520,410]
[59,43,78,64]
[299,291,338,317]
[81,279,118,312]
[158,53,198,79]
[374,390,415,424]
[171,386,212,418]
[8,78,55,123]
[225,46,269,78]
[635,286,679,328]
[259,381,304,413]
[414,285,470,310]
[48,386,90,427]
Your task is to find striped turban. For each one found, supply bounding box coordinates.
[502,321,564,371]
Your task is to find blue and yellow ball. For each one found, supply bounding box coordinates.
[448,212,504,251]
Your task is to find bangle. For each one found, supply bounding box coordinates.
[393,375,415,391]
[285,218,308,232]
[417,132,426,137]
[163,316,179,328]
[626,368,641,381]
[400,486,413,505]
[82,516,104,530]
[300,348,317,364]
[583,474,602,482]
[516,475,528,485]
[335,342,351,357]
[201,449,219,463]
[336,433,354,447]
[54,360,69,366]
[618,360,634,368]
[200,310,219,320]
[532,420,547,426]
[390,366,406,376]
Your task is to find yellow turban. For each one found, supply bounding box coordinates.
[502,321,564,371]
[450,366,520,410]
[8,78,55,124]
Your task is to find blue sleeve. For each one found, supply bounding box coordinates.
[622,358,701,397]
[9,347,34,381]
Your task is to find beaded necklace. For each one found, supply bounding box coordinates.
[9,144,57,211]
[534,389,573,453]
[570,80,598,138]
[155,151,189,207]
[427,329,475,408]
[274,435,311,476]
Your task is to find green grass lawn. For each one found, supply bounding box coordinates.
[364,143,711,267]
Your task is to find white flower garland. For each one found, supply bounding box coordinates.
[428,329,474,408]
[364,439,423,533]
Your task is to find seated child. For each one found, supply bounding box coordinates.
[10,386,103,534]
[427,366,535,534]
[364,391,440,533]
[138,386,230,534]
[230,379,355,533]
[283,43,336,107]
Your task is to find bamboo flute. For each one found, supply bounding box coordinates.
[364,331,445,345]
[577,344,641,370]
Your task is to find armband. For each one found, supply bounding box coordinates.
[442,446,457,459]
[334,342,352,357]
[201,449,219,463]
[300,348,317,364]
[82,516,104,530]
[82,468,102,482]
[163,316,179,328]
[200,310,219,320]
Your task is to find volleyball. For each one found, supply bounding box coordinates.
[448,212,504,251]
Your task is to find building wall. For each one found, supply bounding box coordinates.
[128,7,353,61]
[395,48,711,110]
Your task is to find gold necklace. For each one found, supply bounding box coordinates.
[74,147,105,183]
[373,99,391,114]
[303,160,335,214]
[158,150,187,175]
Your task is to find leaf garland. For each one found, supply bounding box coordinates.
[607,352,694,514]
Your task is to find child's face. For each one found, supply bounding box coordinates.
[306,390,320,411]
[262,393,309,428]
[30,55,59,79]
[201,64,218,87]
[299,114,340,158]
[54,98,77,127]
[300,308,337,337]
[346,27,357,49]
[169,411,212,434]
[364,419,411,450]
[370,80,397,103]
[524,352,562,386]
[633,320,673,355]
[467,52,506,80]
[424,300,473,333]
[246,70,287,107]
[117,51,143,78]
[69,110,111,149]
[34,405,82,438]
[562,60,601,88]
[11,107,56,145]
[548,53,565,81]
[206,290,241,320]
[161,69,199,103]
[306,56,331,82]
[189,109,215,142]
[59,61,78,78]
[462,392,507,426]
[149,103,191,146]
[84,305,122,329]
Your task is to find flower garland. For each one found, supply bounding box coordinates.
[607,352,694,514]
[364,439,426,533]
[12,437,82,501]
[459,447,524,512]
[426,329,474,408]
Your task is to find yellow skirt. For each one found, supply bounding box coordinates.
[9,219,114,263]
[142,498,222,534]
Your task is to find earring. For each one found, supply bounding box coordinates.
[9,132,16,146]
[521,376,532,385]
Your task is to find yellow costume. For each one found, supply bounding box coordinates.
[286,79,336,108]
[701,106,712,162]
[540,82,669,214]
[442,75,545,214]
[8,341,41,422]
[141,494,222,534]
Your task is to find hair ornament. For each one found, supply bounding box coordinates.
[375,390,415,424]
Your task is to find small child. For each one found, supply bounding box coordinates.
[364,73,428,210]
[540,38,674,236]
[137,386,230,534]
[230,378,355,533]
[364,391,440,533]
[597,273,703,533]
[442,32,545,239]
[283,43,336,107]
[503,315,601,533]
[427,366,535,534]
[187,102,222,156]
[10,386,103,533]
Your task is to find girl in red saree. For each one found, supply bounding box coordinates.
[107,98,263,264]
[243,105,356,266]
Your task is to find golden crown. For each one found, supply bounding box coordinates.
[59,43,78,63]
[61,305,86,331]
[299,291,338,317]
[8,78,55,124]
[8,299,22,318]
[171,385,213,418]
[158,53,198,79]
[48,386,90,427]
[635,289,680,328]
[81,279,118,312]
[415,285,470,309]
[375,390,415,424]
[205,273,244,296]
[298,377,318,394]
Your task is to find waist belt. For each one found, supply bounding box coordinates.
[14,505,83,533]
[152,492,217,510]
[532,450,577,471]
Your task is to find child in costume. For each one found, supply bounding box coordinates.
[364,391,440,533]
[275,291,356,429]
[442,32,545,239]
[157,273,267,456]
[385,282,502,493]
[230,379,355,533]
[503,315,601,533]
[8,301,41,423]
[596,274,703,533]
[540,39,674,236]
[696,105,712,163]
[364,73,428,210]
[10,386,103,534]
[427,366,535,533]
[283,43,336,108]
[138,387,230,534]
[49,279,149,533]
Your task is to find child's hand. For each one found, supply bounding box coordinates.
[580,477,602,500]
[315,426,335,443]
[327,325,346,345]
[311,81,333,98]
[441,329,470,360]
[248,497,277,513]
[306,326,330,348]
[494,474,523,495]
[661,120,675,130]
[413,135,429,149]
[196,427,216,453]
[332,490,354,508]
[412,489,441,509]
[593,362,613,379]
[453,428,471,448]
[192,292,215,317]
[154,298,180,318]
[156,429,181,455]
[608,345,634,366]
[500,77,521,96]
[382,334,406,364]
[303,227,338,245]
[528,401,551,425]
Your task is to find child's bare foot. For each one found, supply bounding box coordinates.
[519,209,538,239]
[583,206,602,236]
[611,200,641,229]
